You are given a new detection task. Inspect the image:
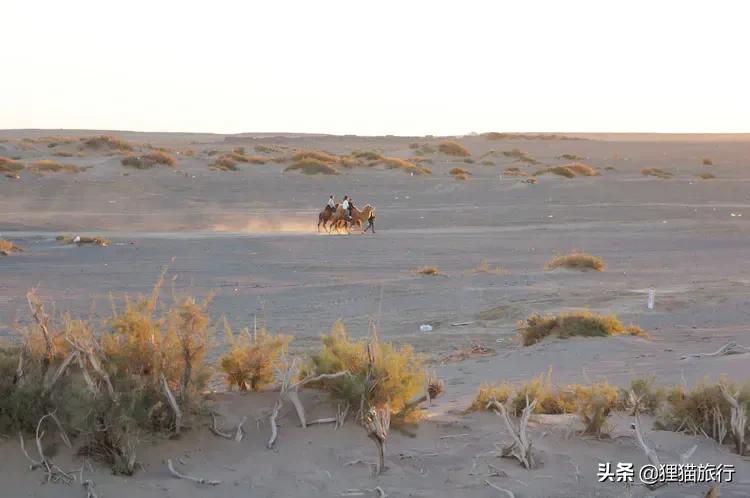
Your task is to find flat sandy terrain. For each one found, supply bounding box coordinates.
[2,130,750,497]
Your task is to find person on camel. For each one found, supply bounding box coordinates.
[327,194,336,212]
[341,195,351,221]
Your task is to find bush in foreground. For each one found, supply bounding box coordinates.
[517,311,646,346]
[546,251,605,271]
[305,321,427,418]
[220,325,291,391]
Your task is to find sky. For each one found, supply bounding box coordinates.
[2,0,749,136]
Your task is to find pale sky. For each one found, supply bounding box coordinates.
[2,0,748,135]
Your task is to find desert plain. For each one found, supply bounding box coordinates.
[1,129,750,497]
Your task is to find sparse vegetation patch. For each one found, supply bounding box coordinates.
[285,159,339,175]
[546,251,605,271]
[517,311,646,346]
[438,141,471,157]
[641,168,673,179]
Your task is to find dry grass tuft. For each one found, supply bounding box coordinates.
[480,159,494,166]
[534,166,576,178]
[438,141,471,157]
[56,235,110,247]
[522,177,538,184]
[81,135,133,152]
[122,151,177,169]
[518,311,647,346]
[449,167,470,176]
[468,382,513,412]
[569,382,619,436]
[0,239,24,256]
[502,149,538,164]
[292,150,339,164]
[229,152,267,164]
[641,168,673,179]
[546,251,605,271]
[453,173,468,181]
[28,160,84,174]
[209,156,239,171]
[0,156,24,173]
[558,154,584,161]
[617,377,666,415]
[254,144,282,154]
[285,159,339,175]
[702,158,714,166]
[473,260,505,275]
[415,266,440,276]
[219,324,291,391]
[380,157,430,175]
[698,172,716,180]
[503,167,528,177]
[352,150,384,161]
[409,144,435,155]
[564,163,599,176]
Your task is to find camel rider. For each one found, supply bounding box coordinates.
[342,195,351,221]
[327,194,336,211]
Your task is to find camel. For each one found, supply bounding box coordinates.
[318,205,336,232]
[327,204,375,234]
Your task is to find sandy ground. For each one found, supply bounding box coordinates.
[2,130,750,496]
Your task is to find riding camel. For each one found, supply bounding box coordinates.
[318,204,336,232]
[326,204,375,234]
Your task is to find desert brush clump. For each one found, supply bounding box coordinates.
[415,266,440,276]
[558,153,584,161]
[81,135,133,152]
[291,149,339,164]
[449,167,470,176]
[503,167,528,177]
[28,160,84,174]
[254,144,282,154]
[304,321,428,419]
[285,159,339,175]
[122,151,177,169]
[546,250,605,271]
[564,163,599,176]
[209,155,238,171]
[0,281,213,474]
[473,259,505,275]
[229,151,267,164]
[617,377,666,415]
[702,158,714,166]
[380,156,430,175]
[56,235,110,246]
[219,324,291,391]
[0,238,24,256]
[568,382,619,436]
[438,140,471,157]
[352,150,384,161]
[534,165,576,178]
[453,173,468,181]
[641,168,673,179]
[468,382,513,412]
[0,156,24,173]
[698,172,716,180]
[517,311,647,346]
[502,149,538,164]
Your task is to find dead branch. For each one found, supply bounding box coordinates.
[634,411,661,467]
[364,407,391,475]
[14,344,25,385]
[166,458,221,485]
[336,402,350,430]
[485,480,515,498]
[720,384,747,455]
[76,352,98,396]
[209,413,233,439]
[487,397,536,469]
[19,433,42,470]
[19,414,75,484]
[44,351,77,394]
[234,416,247,441]
[85,349,116,402]
[267,398,282,449]
[49,411,72,449]
[27,291,54,379]
[160,373,182,434]
[681,342,750,360]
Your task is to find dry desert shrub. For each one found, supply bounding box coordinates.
[438,140,471,157]
[617,377,666,415]
[0,156,24,173]
[219,324,291,391]
[534,165,576,178]
[480,159,494,166]
[503,167,528,177]
[56,235,110,246]
[698,172,716,180]
[0,239,24,256]
[517,311,646,346]
[352,150,384,161]
[449,167,470,176]
[502,149,538,164]
[558,153,584,161]
[381,157,430,175]
[305,321,427,418]
[569,381,619,436]
[565,163,599,176]
[291,149,339,164]
[285,159,339,175]
[473,260,504,275]
[81,135,133,152]
[641,168,673,179]
[468,382,513,412]
[28,160,83,174]
[209,156,238,171]
[415,266,440,276]
[122,151,177,169]
[453,173,467,181]
[702,158,714,166]
[546,251,605,271]
[255,144,281,154]
[229,151,267,164]
[522,177,538,184]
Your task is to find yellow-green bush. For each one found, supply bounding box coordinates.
[306,321,426,417]
[219,325,291,391]
[518,311,646,346]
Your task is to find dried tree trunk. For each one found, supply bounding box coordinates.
[160,373,182,434]
[720,385,747,455]
[364,407,391,474]
[487,397,537,469]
